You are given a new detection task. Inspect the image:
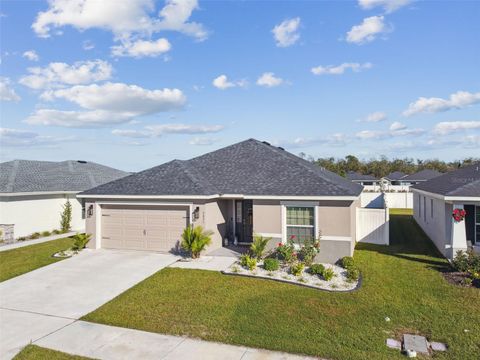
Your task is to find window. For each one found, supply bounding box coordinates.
[286,206,315,243]
[430,199,434,218]
[418,195,421,216]
[423,197,426,221]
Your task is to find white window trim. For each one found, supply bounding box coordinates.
[281,201,318,243]
[475,206,480,245]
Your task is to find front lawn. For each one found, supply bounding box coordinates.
[14,345,90,360]
[0,237,75,282]
[83,214,480,360]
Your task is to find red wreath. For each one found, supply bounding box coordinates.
[452,208,466,222]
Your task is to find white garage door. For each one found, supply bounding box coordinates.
[101,205,188,252]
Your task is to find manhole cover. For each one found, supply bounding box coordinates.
[403,334,429,354]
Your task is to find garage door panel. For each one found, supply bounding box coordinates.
[101,205,188,252]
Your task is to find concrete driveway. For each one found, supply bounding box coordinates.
[0,249,178,359]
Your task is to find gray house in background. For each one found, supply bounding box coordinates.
[0,160,128,240]
[412,163,480,259]
[346,172,379,186]
[400,169,442,185]
[79,139,363,263]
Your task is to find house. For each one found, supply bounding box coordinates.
[0,160,128,239]
[78,139,364,263]
[346,172,379,186]
[411,163,480,260]
[383,171,407,185]
[399,169,442,186]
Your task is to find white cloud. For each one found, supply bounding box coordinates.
[189,137,217,146]
[358,0,412,13]
[212,75,247,90]
[389,121,407,131]
[32,0,207,40]
[19,60,112,89]
[356,124,424,139]
[311,62,372,75]
[22,50,39,61]
[433,121,480,135]
[41,82,185,114]
[272,17,300,47]
[346,15,388,44]
[403,91,480,116]
[0,127,73,147]
[26,82,186,128]
[82,40,95,50]
[256,72,284,87]
[25,109,133,128]
[359,111,387,122]
[111,38,171,58]
[0,77,21,101]
[112,124,224,138]
[276,133,348,149]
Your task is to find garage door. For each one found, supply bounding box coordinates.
[101,205,188,252]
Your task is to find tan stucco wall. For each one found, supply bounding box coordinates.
[317,200,354,238]
[203,200,230,251]
[252,200,282,235]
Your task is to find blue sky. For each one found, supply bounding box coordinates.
[0,0,479,172]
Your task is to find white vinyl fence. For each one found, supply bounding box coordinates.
[356,207,390,245]
[361,192,413,209]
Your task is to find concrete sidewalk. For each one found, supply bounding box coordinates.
[169,255,237,271]
[0,230,81,252]
[35,321,319,360]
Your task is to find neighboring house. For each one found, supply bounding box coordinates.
[411,163,480,260]
[0,160,129,238]
[383,171,407,186]
[79,139,364,263]
[400,169,442,186]
[346,172,379,186]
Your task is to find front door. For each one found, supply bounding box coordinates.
[235,200,253,244]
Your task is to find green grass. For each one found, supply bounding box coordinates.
[390,208,413,216]
[0,237,75,282]
[13,345,91,360]
[83,214,480,360]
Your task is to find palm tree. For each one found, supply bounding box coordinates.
[181,225,213,259]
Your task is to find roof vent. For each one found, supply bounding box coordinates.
[278,146,285,151]
[77,160,87,164]
[262,141,271,146]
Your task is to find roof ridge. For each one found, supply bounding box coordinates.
[176,160,217,194]
[260,142,362,194]
[6,160,19,192]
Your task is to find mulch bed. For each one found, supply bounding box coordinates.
[442,271,479,288]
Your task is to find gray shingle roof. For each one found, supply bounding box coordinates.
[412,163,480,197]
[402,169,442,182]
[0,160,129,194]
[384,171,407,181]
[81,139,363,197]
[346,172,378,181]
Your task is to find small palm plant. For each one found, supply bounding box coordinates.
[71,233,91,251]
[181,225,213,259]
[250,234,271,259]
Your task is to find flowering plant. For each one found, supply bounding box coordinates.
[452,208,466,222]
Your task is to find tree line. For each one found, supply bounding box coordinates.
[298,153,479,178]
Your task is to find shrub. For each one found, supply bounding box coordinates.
[340,256,355,269]
[60,199,72,233]
[41,231,52,237]
[462,277,473,286]
[263,258,279,271]
[52,229,62,235]
[276,241,295,263]
[299,238,320,266]
[181,225,213,259]
[17,236,27,241]
[322,267,335,281]
[71,233,91,251]
[346,266,360,282]
[309,263,325,276]
[250,234,271,259]
[30,232,41,239]
[240,254,257,271]
[453,250,480,274]
[290,262,305,276]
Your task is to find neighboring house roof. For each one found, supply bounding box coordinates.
[81,139,363,197]
[402,169,442,182]
[0,160,129,194]
[384,171,407,181]
[412,163,480,197]
[346,172,378,181]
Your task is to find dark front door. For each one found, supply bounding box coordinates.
[235,200,253,244]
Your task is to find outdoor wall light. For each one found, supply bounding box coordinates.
[193,206,200,221]
[87,205,94,217]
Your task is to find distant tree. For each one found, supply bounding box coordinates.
[60,199,72,233]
